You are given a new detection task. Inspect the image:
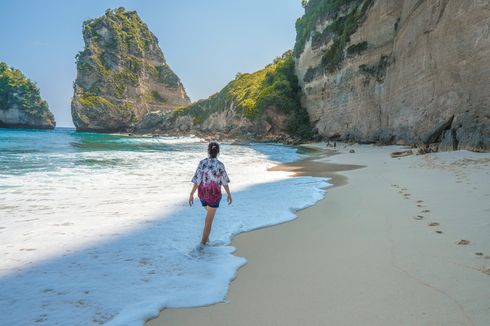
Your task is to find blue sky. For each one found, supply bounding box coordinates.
[0,0,303,127]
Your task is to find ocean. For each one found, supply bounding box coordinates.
[0,127,329,325]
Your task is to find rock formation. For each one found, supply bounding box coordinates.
[71,7,190,132]
[0,62,55,129]
[138,51,312,143]
[295,0,489,151]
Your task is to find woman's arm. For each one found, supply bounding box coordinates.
[189,183,198,206]
[223,185,232,205]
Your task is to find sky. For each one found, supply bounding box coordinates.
[0,0,303,127]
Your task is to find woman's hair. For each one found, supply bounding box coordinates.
[208,141,220,158]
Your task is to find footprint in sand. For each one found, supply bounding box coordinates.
[479,267,490,276]
[416,200,424,203]
[414,215,424,220]
[436,230,443,234]
[417,204,423,207]
[421,209,431,213]
[457,240,471,245]
[475,252,484,256]
[428,222,439,226]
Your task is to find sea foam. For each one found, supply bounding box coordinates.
[0,132,329,325]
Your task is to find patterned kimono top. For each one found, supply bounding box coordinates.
[191,158,230,186]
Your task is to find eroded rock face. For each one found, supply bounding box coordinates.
[296,0,489,151]
[136,97,295,143]
[71,7,190,132]
[136,51,310,144]
[0,62,55,129]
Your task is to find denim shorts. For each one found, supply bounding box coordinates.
[200,196,221,208]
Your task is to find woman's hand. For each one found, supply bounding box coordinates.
[189,184,198,207]
[223,185,232,205]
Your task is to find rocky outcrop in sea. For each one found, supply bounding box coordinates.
[0,62,55,129]
[71,7,190,133]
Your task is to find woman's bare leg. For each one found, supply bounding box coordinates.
[201,206,217,245]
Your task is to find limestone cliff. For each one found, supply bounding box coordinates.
[295,0,489,151]
[137,51,312,143]
[0,62,55,129]
[71,7,190,132]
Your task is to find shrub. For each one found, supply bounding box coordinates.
[358,55,391,82]
[347,41,368,56]
[155,64,180,88]
[78,93,115,109]
[145,90,166,103]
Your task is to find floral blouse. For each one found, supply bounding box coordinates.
[191,158,230,186]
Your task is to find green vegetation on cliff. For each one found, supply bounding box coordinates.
[0,62,53,124]
[74,7,185,105]
[174,51,312,138]
[155,64,181,88]
[78,93,115,110]
[83,7,154,57]
[295,0,374,73]
[75,7,183,92]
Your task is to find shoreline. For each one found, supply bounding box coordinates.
[146,143,490,325]
[143,143,359,324]
[269,145,364,187]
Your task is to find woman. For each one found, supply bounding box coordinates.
[189,141,232,247]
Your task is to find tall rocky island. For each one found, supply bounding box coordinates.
[71,7,190,132]
[0,62,55,129]
[294,0,489,151]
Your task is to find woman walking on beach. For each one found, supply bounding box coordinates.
[189,141,232,247]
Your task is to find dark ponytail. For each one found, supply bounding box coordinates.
[208,141,220,159]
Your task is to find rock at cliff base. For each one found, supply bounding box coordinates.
[422,116,454,145]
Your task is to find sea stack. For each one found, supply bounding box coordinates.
[0,62,55,129]
[71,7,190,132]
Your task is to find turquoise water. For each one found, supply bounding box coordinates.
[0,127,200,175]
[0,127,328,325]
[0,127,306,175]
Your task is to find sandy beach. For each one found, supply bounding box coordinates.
[146,144,490,326]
